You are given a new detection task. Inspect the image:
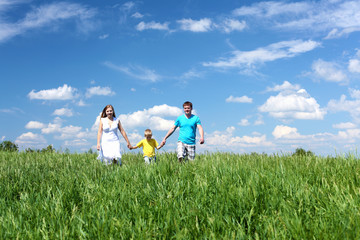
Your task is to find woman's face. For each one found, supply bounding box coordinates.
[105,107,114,118]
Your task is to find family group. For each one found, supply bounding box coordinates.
[96,101,205,165]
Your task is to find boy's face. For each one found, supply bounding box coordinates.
[145,135,152,140]
[183,105,192,115]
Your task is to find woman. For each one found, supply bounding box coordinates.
[97,104,132,165]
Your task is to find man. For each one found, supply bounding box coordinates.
[160,101,204,162]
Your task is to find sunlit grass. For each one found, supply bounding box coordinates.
[0,151,360,239]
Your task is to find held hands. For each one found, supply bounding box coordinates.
[160,139,166,148]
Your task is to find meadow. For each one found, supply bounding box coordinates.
[0,151,359,239]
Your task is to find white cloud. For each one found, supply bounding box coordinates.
[206,126,273,148]
[131,12,143,19]
[64,139,89,147]
[327,95,360,121]
[226,95,253,103]
[272,125,302,139]
[42,122,62,134]
[266,81,300,92]
[93,104,182,131]
[52,108,73,117]
[177,18,212,32]
[203,40,320,68]
[348,59,360,73]
[25,121,46,129]
[238,119,250,126]
[259,89,326,120]
[332,122,357,129]
[0,2,97,43]
[219,19,246,33]
[254,114,264,126]
[28,84,78,100]
[233,1,360,38]
[349,88,360,99]
[56,125,83,139]
[119,106,181,131]
[99,34,109,40]
[146,104,183,116]
[312,59,347,83]
[15,132,47,148]
[86,86,115,98]
[103,62,161,82]
[136,21,169,31]
[233,1,311,18]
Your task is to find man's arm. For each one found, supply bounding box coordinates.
[198,124,204,144]
[160,125,176,147]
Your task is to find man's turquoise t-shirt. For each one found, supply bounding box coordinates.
[174,114,201,145]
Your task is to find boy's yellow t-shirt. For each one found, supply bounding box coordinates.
[136,138,159,157]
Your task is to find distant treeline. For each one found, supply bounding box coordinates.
[0,140,314,156]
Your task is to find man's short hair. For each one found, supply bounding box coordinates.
[183,101,193,109]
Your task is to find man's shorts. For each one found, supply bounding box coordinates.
[177,141,196,161]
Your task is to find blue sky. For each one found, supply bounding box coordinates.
[1,0,360,156]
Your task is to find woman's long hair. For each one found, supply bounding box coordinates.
[101,104,116,118]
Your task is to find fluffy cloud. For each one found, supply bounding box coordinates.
[93,104,183,131]
[226,95,253,103]
[266,81,300,92]
[53,108,73,117]
[332,122,357,129]
[177,18,212,32]
[136,21,169,31]
[25,121,46,129]
[238,119,250,126]
[348,59,360,73]
[85,86,115,98]
[15,132,47,148]
[219,19,246,33]
[203,40,320,68]
[206,126,273,148]
[28,84,78,100]
[327,94,360,121]
[259,89,326,120]
[272,125,303,139]
[312,59,347,83]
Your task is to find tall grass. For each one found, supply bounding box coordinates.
[0,151,359,239]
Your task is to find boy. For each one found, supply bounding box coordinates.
[160,101,204,162]
[130,129,161,164]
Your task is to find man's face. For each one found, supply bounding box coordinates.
[183,105,192,115]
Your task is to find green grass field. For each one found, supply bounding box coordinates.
[0,151,360,239]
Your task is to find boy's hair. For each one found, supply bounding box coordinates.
[183,101,193,109]
[144,129,152,137]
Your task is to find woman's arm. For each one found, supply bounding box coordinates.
[97,119,103,150]
[118,120,132,149]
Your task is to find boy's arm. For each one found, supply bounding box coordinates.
[130,145,139,150]
[198,124,204,144]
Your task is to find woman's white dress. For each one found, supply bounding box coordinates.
[98,117,121,164]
